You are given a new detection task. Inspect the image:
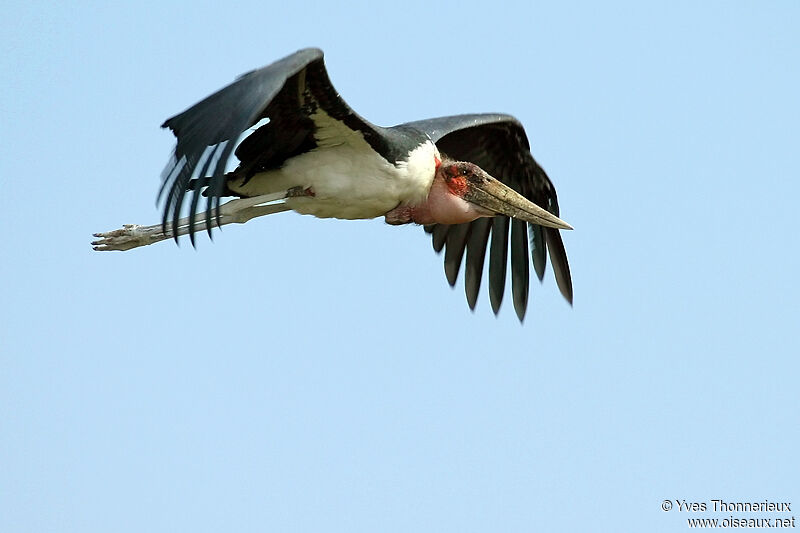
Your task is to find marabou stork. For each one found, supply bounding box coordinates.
[93,48,573,320]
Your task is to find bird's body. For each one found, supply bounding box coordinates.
[93,47,574,320]
[226,116,440,220]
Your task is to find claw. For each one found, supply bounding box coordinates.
[91,224,159,251]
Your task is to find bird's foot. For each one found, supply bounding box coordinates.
[91,191,293,252]
[92,223,169,251]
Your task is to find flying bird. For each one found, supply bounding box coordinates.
[92,48,573,320]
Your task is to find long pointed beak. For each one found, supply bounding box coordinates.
[464,174,573,230]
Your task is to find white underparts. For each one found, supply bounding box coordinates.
[227,108,439,220]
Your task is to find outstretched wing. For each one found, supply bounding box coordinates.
[158,47,383,242]
[402,114,572,321]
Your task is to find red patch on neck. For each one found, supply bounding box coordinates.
[434,155,441,169]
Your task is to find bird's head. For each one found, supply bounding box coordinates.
[428,160,573,229]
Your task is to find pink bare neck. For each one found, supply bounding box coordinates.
[384,173,492,226]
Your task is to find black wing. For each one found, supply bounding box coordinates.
[402,114,573,321]
[158,47,385,242]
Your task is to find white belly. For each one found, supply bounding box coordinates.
[227,141,438,220]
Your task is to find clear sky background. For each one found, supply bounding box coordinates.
[2,1,798,532]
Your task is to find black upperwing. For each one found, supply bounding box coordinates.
[159,47,388,242]
[401,114,573,321]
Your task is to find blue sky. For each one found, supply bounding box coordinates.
[2,1,798,532]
